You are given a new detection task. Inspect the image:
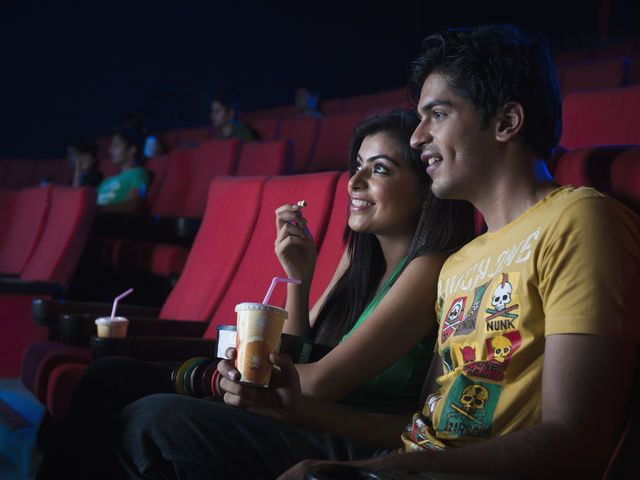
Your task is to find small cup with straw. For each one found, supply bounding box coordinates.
[234,277,300,386]
[95,288,133,338]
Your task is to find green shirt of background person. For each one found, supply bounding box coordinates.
[96,125,150,215]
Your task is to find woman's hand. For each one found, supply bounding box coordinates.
[217,348,304,424]
[274,203,316,284]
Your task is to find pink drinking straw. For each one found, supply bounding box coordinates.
[111,288,134,319]
[262,277,301,305]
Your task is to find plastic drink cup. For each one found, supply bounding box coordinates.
[235,303,287,386]
[95,316,130,338]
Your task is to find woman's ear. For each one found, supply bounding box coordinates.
[494,102,524,143]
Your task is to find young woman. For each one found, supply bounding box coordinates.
[239,109,475,413]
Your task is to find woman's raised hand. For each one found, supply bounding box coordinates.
[274,203,316,284]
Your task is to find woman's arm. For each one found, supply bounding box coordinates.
[296,253,447,401]
[274,203,317,337]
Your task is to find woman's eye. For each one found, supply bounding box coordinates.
[373,164,390,174]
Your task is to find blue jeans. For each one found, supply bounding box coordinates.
[116,394,379,480]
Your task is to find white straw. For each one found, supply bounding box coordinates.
[262,277,300,305]
[111,288,134,318]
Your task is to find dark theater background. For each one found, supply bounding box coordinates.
[1,0,639,158]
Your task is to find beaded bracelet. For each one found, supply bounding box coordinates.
[211,368,222,398]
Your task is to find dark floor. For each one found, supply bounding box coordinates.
[0,378,44,480]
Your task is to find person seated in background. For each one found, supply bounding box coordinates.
[66,137,103,187]
[295,85,322,117]
[210,97,258,140]
[112,24,637,480]
[95,125,150,215]
[34,109,475,479]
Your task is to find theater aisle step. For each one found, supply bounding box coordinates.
[0,378,44,480]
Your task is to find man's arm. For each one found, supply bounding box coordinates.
[279,334,638,480]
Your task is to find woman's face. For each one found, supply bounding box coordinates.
[347,131,427,239]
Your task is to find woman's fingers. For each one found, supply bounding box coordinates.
[275,204,308,230]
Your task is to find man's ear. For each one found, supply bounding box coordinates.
[494,102,524,143]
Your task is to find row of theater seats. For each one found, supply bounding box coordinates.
[553,34,640,65]
[59,82,640,285]
[8,142,640,480]
[0,185,97,377]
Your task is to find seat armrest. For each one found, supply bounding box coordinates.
[0,278,65,297]
[56,314,207,347]
[90,335,217,361]
[33,298,161,327]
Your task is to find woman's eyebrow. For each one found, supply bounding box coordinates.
[357,154,399,166]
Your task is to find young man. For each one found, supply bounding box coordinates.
[113,25,639,479]
[96,125,150,214]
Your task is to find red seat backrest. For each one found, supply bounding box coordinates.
[0,186,51,275]
[0,189,18,251]
[554,145,627,190]
[3,159,35,189]
[249,117,281,141]
[176,126,214,149]
[236,140,291,176]
[309,171,349,307]
[560,85,640,149]
[609,146,640,214]
[181,139,241,218]
[319,98,343,115]
[307,112,364,172]
[20,186,97,286]
[144,154,172,213]
[31,158,73,186]
[278,116,320,174]
[159,176,267,321]
[149,149,191,217]
[557,57,630,96]
[203,172,340,336]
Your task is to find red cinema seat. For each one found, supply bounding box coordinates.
[309,171,349,306]
[32,158,73,186]
[0,189,18,252]
[342,87,410,114]
[609,146,640,214]
[557,57,630,96]
[248,117,281,141]
[176,126,214,149]
[157,176,266,321]
[2,159,35,189]
[19,187,97,286]
[560,85,640,149]
[202,171,340,336]
[21,176,265,408]
[554,146,619,188]
[319,98,343,115]
[1,186,97,377]
[306,112,364,172]
[180,139,241,218]
[0,186,51,276]
[144,153,172,213]
[278,116,320,174]
[236,140,291,176]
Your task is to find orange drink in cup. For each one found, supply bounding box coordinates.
[235,303,287,386]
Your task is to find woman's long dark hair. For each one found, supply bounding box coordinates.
[311,109,476,347]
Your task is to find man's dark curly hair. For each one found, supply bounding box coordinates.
[408,24,562,161]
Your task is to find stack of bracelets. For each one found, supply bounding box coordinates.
[170,357,222,398]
